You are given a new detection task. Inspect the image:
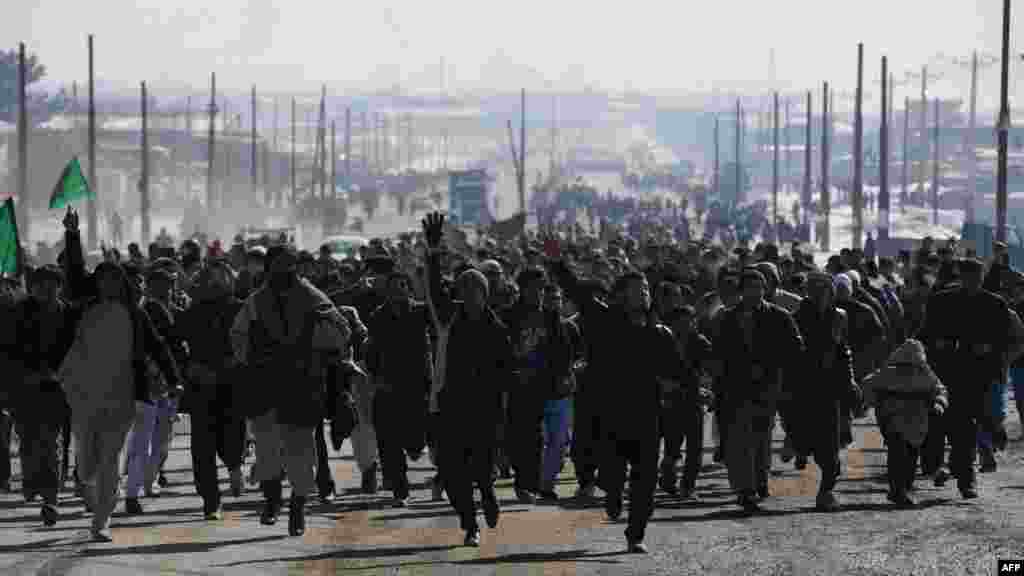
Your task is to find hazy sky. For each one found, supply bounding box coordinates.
[4,1,1022,110]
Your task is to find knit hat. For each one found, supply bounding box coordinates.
[834,272,853,293]
[456,268,489,297]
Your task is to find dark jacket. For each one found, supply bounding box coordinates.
[365,300,432,398]
[12,297,76,418]
[836,298,887,381]
[550,260,679,439]
[501,302,580,400]
[427,251,512,433]
[713,301,804,408]
[920,287,1012,409]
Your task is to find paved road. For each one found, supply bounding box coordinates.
[3,406,1024,576]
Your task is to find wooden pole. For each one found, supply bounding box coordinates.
[185,96,192,204]
[520,88,526,229]
[932,97,940,225]
[16,43,29,248]
[735,99,742,205]
[87,36,98,250]
[319,86,327,199]
[141,81,150,245]
[773,91,779,235]
[206,73,216,212]
[879,56,890,240]
[331,120,336,198]
[803,91,812,226]
[821,81,830,252]
[713,115,720,197]
[291,97,296,206]
[345,107,351,181]
[785,98,791,190]
[251,85,258,194]
[902,96,909,210]
[853,43,864,250]
[273,97,279,207]
[997,0,1011,242]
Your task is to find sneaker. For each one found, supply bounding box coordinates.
[362,463,379,495]
[627,538,648,554]
[515,488,537,505]
[230,468,244,497]
[124,498,144,516]
[90,528,113,543]
[815,492,840,513]
[41,505,58,527]
[605,497,623,521]
[464,528,481,547]
[145,484,161,498]
[537,490,559,502]
[574,483,596,500]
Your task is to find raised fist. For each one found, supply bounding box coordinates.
[63,207,79,232]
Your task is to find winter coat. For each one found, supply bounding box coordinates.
[230,277,350,427]
[862,339,948,447]
[12,297,76,421]
[501,303,581,401]
[365,301,432,398]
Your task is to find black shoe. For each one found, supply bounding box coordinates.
[157,473,169,488]
[605,497,623,521]
[124,498,144,516]
[738,494,761,515]
[537,490,559,502]
[627,538,648,554]
[482,490,500,529]
[815,492,840,512]
[40,504,58,527]
[961,487,979,499]
[288,496,306,536]
[659,477,679,496]
[794,455,808,470]
[464,528,481,547]
[713,447,724,463]
[757,485,770,500]
[515,488,537,505]
[319,487,336,505]
[260,479,283,525]
[886,490,916,508]
[933,468,949,487]
[260,501,280,525]
[362,463,378,495]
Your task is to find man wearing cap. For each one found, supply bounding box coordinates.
[919,258,1015,499]
[12,266,74,526]
[365,269,432,508]
[713,267,804,514]
[231,245,351,536]
[123,261,189,515]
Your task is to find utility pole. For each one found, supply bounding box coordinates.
[735,98,742,205]
[319,86,327,199]
[185,96,192,204]
[141,81,150,245]
[16,43,28,247]
[879,56,890,241]
[206,73,216,212]
[785,98,791,190]
[331,120,336,199]
[251,86,258,194]
[821,82,831,252]
[773,92,780,235]
[932,97,940,225]
[87,36,97,250]
[997,0,1011,243]
[853,43,864,250]
[713,114,720,197]
[520,88,527,228]
[902,96,910,210]
[344,107,351,182]
[291,97,296,206]
[272,97,279,207]
[803,91,812,227]
[950,51,998,223]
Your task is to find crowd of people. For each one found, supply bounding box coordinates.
[0,206,1022,553]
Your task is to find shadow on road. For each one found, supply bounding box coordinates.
[213,544,460,568]
[650,497,953,523]
[0,537,67,552]
[456,549,625,566]
[76,534,288,557]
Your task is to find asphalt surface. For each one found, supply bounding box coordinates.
[2,403,1023,576]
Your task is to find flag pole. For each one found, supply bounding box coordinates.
[141,81,150,246]
[17,43,29,252]
[87,36,98,251]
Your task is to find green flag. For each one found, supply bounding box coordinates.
[49,157,93,210]
[0,198,21,277]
